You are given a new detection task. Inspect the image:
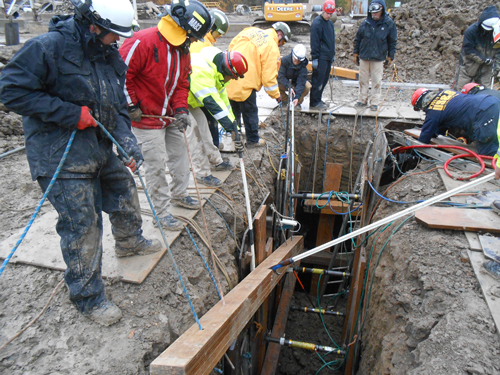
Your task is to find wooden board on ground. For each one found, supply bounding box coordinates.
[316,104,424,120]
[415,206,500,234]
[149,236,304,375]
[0,170,232,284]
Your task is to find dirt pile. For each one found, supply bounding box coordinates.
[335,0,499,85]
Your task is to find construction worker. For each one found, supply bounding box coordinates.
[310,0,336,110]
[187,47,248,186]
[453,5,500,90]
[119,0,214,231]
[190,9,230,149]
[461,82,500,100]
[412,88,500,156]
[353,0,397,111]
[278,44,311,111]
[0,0,163,326]
[227,22,290,146]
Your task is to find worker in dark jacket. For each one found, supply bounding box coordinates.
[0,0,162,326]
[310,0,336,110]
[353,0,397,111]
[278,44,311,111]
[411,88,500,156]
[453,5,500,90]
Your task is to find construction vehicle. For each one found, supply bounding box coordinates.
[252,0,323,34]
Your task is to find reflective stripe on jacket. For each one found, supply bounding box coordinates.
[227,27,281,102]
[188,47,235,131]
[119,26,191,130]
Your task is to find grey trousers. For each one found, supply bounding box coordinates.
[358,59,383,106]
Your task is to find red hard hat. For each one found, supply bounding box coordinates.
[323,0,336,14]
[411,88,429,111]
[461,82,480,94]
[224,51,248,79]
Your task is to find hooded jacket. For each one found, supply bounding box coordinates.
[277,52,309,100]
[190,33,216,54]
[226,27,281,102]
[310,13,336,61]
[188,47,235,132]
[460,6,500,65]
[119,18,191,130]
[0,15,140,180]
[353,0,397,61]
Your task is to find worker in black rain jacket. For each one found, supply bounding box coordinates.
[453,5,500,90]
[353,0,397,111]
[411,88,500,157]
[0,0,162,326]
[278,44,311,111]
[310,0,336,110]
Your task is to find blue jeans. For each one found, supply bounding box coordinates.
[310,59,333,107]
[230,89,260,143]
[38,148,143,313]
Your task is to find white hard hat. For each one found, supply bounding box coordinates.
[481,17,500,31]
[71,0,135,38]
[292,44,307,61]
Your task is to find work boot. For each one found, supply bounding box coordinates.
[154,214,184,231]
[246,139,266,148]
[85,301,122,327]
[115,235,162,258]
[491,200,500,215]
[310,102,327,110]
[171,196,199,210]
[370,104,379,111]
[197,174,223,187]
[213,159,235,171]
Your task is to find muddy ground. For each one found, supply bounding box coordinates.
[1,1,500,374]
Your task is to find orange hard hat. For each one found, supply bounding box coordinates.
[461,82,481,94]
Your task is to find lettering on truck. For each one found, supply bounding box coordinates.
[276,6,293,11]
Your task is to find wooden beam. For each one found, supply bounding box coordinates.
[306,63,359,80]
[260,268,299,375]
[150,236,304,375]
[254,204,268,266]
[415,206,500,233]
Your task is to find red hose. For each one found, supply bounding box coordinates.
[393,144,493,180]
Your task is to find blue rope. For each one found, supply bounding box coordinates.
[315,191,362,216]
[0,129,77,277]
[96,121,203,330]
[184,226,222,299]
[205,198,235,239]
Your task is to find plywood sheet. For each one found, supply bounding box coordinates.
[0,170,232,284]
[415,206,500,233]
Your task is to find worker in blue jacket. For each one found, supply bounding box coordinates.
[411,88,500,156]
[310,0,336,110]
[0,0,162,326]
[353,0,397,111]
[278,44,311,111]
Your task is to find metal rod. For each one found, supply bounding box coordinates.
[290,192,360,200]
[291,306,346,316]
[293,267,351,278]
[266,336,346,355]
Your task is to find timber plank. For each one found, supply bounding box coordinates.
[254,204,268,266]
[415,206,500,234]
[150,236,304,375]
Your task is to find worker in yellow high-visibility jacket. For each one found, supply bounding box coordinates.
[227,22,290,146]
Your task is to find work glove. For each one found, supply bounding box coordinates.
[484,58,493,65]
[77,106,97,130]
[312,59,318,70]
[276,96,282,104]
[384,57,393,68]
[353,54,359,66]
[127,103,142,123]
[122,148,144,174]
[231,132,245,153]
[173,109,191,133]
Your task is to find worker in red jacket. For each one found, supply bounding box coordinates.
[120,0,214,231]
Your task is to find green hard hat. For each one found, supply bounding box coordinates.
[272,21,291,43]
[210,9,229,36]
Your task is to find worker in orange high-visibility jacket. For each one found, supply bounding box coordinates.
[227,22,290,146]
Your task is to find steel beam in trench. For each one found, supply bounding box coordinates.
[149,236,304,375]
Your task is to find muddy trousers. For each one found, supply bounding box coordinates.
[230,89,260,143]
[310,58,333,107]
[454,62,495,91]
[37,151,143,313]
[132,126,191,218]
[358,59,383,106]
[201,106,219,148]
[186,106,224,178]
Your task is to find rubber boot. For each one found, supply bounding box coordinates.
[115,235,162,258]
[85,301,122,326]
